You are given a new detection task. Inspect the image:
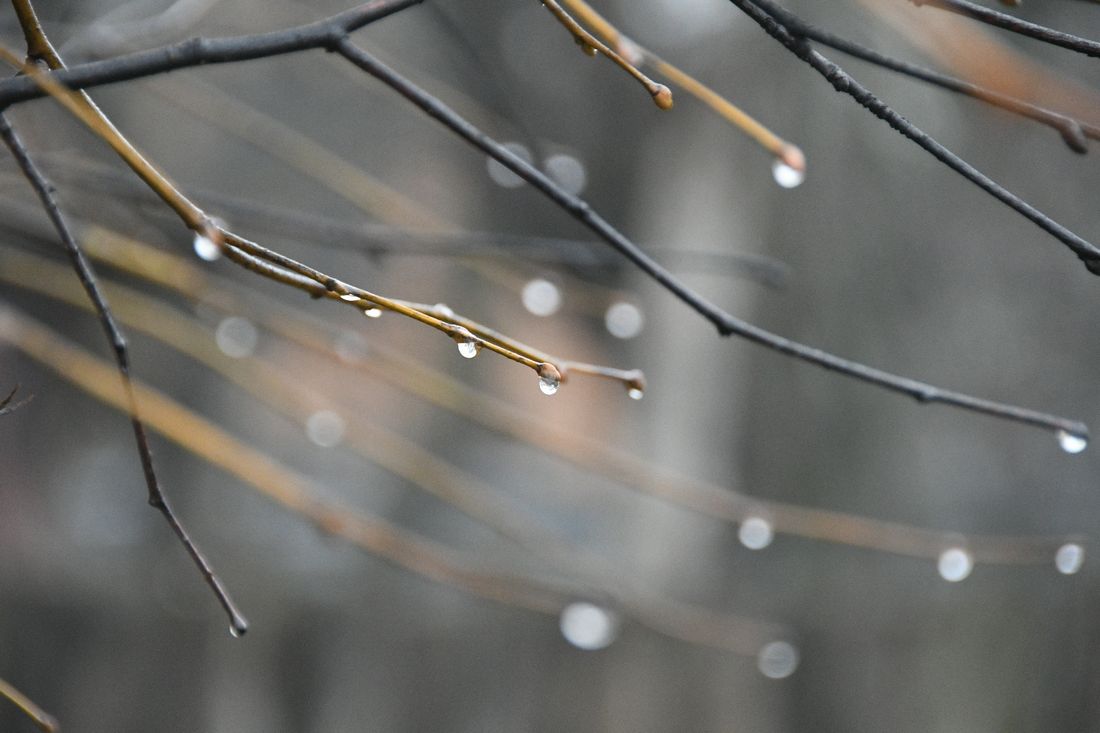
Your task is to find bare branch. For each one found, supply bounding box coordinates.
[907,0,1100,57]
[333,38,1089,440]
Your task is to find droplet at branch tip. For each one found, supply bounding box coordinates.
[538,362,562,396]
[229,615,249,638]
[1057,429,1088,454]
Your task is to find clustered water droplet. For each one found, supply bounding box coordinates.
[363,307,383,319]
[1057,429,1088,454]
[192,232,221,262]
[937,547,973,582]
[1055,543,1085,575]
[627,387,644,401]
[771,158,805,189]
[339,292,361,303]
[757,640,799,679]
[521,278,563,317]
[215,316,259,359]
[559,602,619,651]
[738,516,775,551]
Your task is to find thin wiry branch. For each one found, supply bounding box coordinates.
[759,4,1099,153]
[0,112,249,636]
[332,38,1089,439]
[0,3,1088,432]
[0,677,57,733]
[907,0,1100,57]
[727,0,1100,276]
[0,0,423,108]
[0,383,32,415]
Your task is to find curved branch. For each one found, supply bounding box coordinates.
[333,38,1089,440]
[908,0,1100,58]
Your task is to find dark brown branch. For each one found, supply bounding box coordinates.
[0,111,248,636]
[332,38,1088,440]
[728,0,1100,273]
[0,0,423,109]
[0,383,33,415]
[762,5,1099,153]
[909,0,1100,58]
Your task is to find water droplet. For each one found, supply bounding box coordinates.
[738,516,774,550]
[627,387,644,401]
[771,158,805,189]
[456,339,480,359]
[363,307,383,319]
[487,142,532,189]
[306,410,345,448]
[537,363,562,396]
[544,154,587,195]
[339,292,361,303]
[937,547,973,582]
[757,640,799,679]
[192,232,220,261]
[560,602,619,650]
[1057,430,1088,454]
[434,303,455,320]
[215,316,258,359]
[1055,543,1085,575]
[521,278,563,317]
[604,302,644,339]
[229,623,245,638]
[333,331,369,363]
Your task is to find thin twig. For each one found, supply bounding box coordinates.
[759,4,1099,153]
[0,383,33,415]
[0,111,248,635]
[907,0,1100,57]
[539,0,673,109]
[0,677,57,733]
[560,0,804,170]
[726,0,1100,274]
[333,38,1089,439]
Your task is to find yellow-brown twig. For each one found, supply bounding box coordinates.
[0,677,58,733]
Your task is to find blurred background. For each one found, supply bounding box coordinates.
[1,0,1100,730]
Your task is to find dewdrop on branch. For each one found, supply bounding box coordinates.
[771,144,806,189]
[937,547,973,582]
[757,640,799,679]
[1057,429,1088,454]
[538,362,562,396]
[192,231,220,261]
[363,307,383,319]
[1055,543,1085,575]
[559,602,619,651]
[738,516,774,550]
[451,327,481,359]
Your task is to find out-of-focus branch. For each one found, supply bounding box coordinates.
[0,383,32,415]
[0,677,57,732]
[22,232,1083,567]
[0,301,782,655]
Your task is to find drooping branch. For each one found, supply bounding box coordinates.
[0,112,249,636]
[332,38,1089,441]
